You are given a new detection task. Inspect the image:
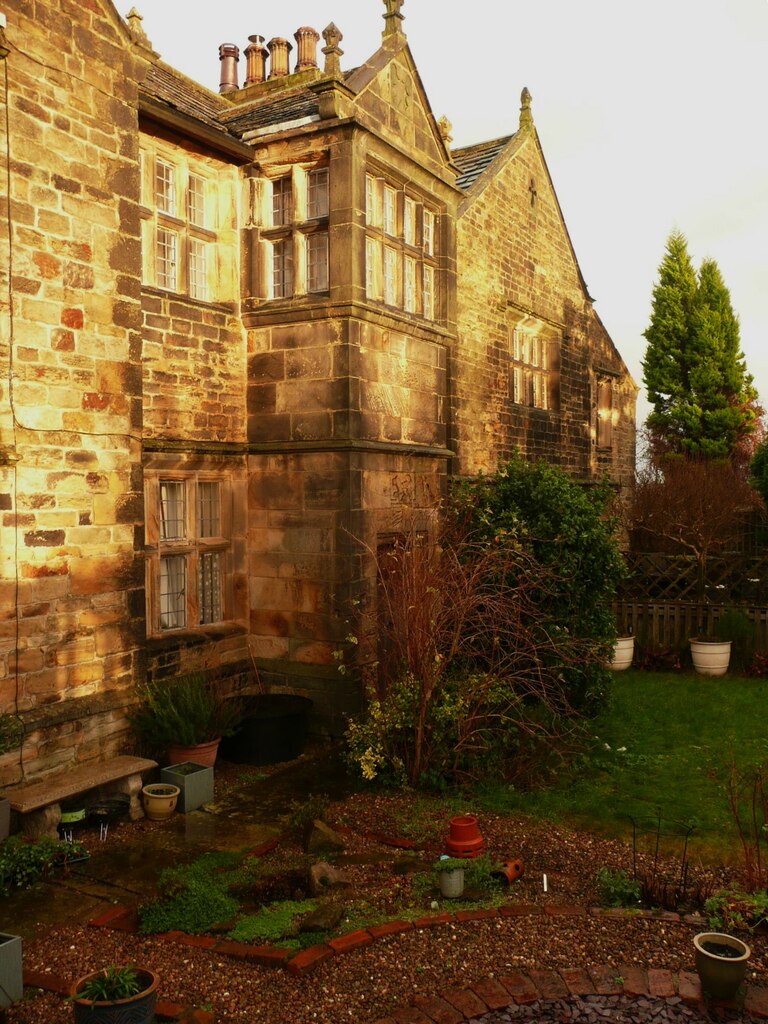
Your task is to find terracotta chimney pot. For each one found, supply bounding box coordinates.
[294,26,320,71]
[245,34,268,85]
[268,37,293,78]
[218,43,240,93]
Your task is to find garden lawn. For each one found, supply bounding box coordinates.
[479,670,768,862]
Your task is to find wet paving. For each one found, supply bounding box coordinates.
[5,745,353,941]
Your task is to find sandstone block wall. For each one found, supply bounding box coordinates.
[0,0,149,784]
[454,130,635,485]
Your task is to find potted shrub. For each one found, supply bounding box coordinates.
[70,965,158,1024]
[129,672,244,766]
[160,761,214,813]
[693,932,751,1000]
[433,856,466,899]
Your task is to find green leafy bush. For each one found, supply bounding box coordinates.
[596,867,641,908]
[0,835,86,895]
[453,454,626,712]
[706,888,768,932]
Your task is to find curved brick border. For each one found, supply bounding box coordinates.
[82,901,768,1020]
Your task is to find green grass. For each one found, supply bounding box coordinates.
[475,670,768,861]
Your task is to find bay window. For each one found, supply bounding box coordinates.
[365,171,439,321]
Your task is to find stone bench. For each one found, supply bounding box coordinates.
[3,755,158,838]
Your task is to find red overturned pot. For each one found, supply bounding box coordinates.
[492,858,524,885]
[446,814,485,858]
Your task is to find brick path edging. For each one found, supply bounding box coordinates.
[27,902,768,1022]
[78,901,768,1019]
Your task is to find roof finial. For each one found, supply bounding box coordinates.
[437,115,453,148]
[126,7,152,48]
[322,22,344,78]
[382,0,405,39]
[519,87,533,129]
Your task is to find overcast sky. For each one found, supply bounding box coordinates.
[139,0,768,426]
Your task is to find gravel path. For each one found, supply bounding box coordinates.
[4,780,765,1022]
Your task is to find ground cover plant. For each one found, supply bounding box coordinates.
[475,670,768,861]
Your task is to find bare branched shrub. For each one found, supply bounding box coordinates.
[345,523,601,788]
[725,762,768,892]
[631,456,762,597]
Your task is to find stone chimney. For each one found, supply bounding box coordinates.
[268,37,293,78]
[294,26,320,71]
[218,43,239,93]
[245,34,268,85]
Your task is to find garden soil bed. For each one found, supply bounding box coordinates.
[5,763,768,1023]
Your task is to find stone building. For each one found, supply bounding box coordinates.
[0,0,635,784]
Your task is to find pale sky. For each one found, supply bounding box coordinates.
[138,0,768,427]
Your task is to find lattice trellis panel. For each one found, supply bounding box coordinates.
[621,554,768,604]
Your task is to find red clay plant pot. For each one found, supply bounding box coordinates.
[168,737,220,768]
[446,814,485,858]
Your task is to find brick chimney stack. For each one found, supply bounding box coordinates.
[218,43,239,93]
[245,34,268,85]
[267,37,292,78]
[294,26,320,71]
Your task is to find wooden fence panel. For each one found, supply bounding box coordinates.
[615,602,768,654]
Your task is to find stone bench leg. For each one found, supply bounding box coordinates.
[21,803,61,840]
[112,773,146,820]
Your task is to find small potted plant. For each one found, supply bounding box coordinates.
[141,782,180,821]
[433,856,466,899]
[129,671,244,766]
[160,761,214,812]
[70,964,158,1024]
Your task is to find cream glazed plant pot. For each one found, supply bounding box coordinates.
[693,932,750,1000]
[141,782,180,821]
[689,639,732,677]
[609,636,635,671]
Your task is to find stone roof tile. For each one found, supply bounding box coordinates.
[452,134,515,191]
[220,89,320,135]
[143,62,232,132]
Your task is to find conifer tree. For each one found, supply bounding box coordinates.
[642,231,758,460]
